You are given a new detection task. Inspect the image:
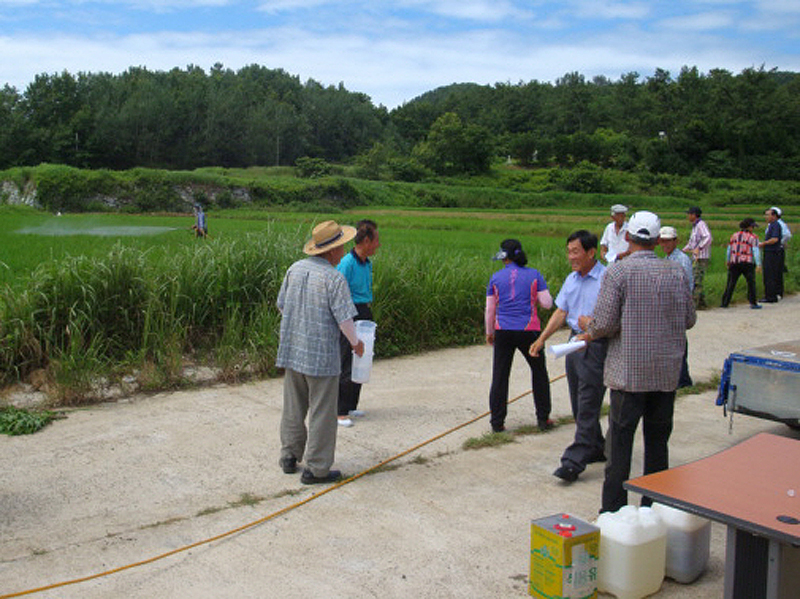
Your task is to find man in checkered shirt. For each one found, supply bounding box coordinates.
[579,211,696,513]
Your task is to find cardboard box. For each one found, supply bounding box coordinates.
[530,513,599,599]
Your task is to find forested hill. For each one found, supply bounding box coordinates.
[1,64,799,181]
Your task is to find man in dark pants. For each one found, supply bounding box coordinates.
[336,220,380,427]
[530,230,607,483]
[760,208,783,303]
[578,211,696,513]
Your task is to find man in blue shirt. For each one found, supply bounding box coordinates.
[760,208,783,303]
[336,220,380,427]
[530,230,607,483]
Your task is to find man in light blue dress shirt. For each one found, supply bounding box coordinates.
[530,230,607,483]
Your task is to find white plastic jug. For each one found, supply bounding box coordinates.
[595,505,667,599]
[652,503,711,584]
[351,320,377,383]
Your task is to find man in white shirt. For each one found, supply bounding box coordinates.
[600,204,631,263]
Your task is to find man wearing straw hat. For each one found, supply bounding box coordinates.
[276,221,365,485]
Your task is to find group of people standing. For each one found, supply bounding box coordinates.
[273,204,789,514]
[485,205,701,513]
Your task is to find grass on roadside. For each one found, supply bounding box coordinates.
[0,406,59,435]
[462,377,720,452]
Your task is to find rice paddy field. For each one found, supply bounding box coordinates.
[0,203,795,404]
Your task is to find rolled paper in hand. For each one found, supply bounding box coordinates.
[547,340,587,359]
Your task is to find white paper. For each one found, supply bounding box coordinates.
[547,340,587,359]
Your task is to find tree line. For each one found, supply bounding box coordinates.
[1,63,799,180]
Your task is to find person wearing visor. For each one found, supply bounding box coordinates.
[485,239,553,433]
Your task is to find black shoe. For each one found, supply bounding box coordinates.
[279,457,297,474]
[587,452,607,464]
[553,465,579,483]
[760,298,778,303]
[750,304,762,310]
[300,469,342,485]
[538,419,554,432]
[491,425,506,433]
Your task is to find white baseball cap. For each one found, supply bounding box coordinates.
[659,226,678,240]
[628,211,661,241]
[611,204,628,215]
[770,206,782,217]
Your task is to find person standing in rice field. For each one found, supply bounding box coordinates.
[193,204,208,238]
[485,239,554,433]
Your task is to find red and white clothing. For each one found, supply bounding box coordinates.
[726,230,761,266]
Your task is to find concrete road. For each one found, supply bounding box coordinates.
[2,296,799,598]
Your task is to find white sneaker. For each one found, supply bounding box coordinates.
[337,418,354,427]
[348,410,365,418]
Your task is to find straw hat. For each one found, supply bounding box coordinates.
[303,220,357,255]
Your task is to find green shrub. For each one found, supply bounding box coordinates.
[295,157,333,178]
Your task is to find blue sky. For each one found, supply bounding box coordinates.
[1,1,799,108]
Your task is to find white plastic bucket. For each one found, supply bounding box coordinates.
[351,320,377,383]
[652,503,711,584]
[595,505,667,599]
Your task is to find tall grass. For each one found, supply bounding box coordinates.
[0,206,796,404]
[0,226,301,403]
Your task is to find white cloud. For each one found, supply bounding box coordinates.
[256,0,332,13]
[659,11,736,32]
[1,1,799,108]
[754,0,800,15]
[560,0,651,21]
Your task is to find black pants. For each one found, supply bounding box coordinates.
[338,303,373,416]
[762,251,782,302]
[561,338,607,472]
[488,329,551,431]
[601,389,675,513]
[678,341,693,389]
[721,262,758,307]
[779,247,787,296]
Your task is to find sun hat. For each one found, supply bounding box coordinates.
[628,211,661,241]
[659,226,678,240]
[303,220,357,256]
[611,204,628,215]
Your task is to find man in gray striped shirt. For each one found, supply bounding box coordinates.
[579,211,696,513]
